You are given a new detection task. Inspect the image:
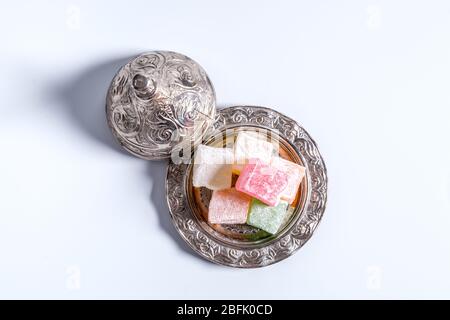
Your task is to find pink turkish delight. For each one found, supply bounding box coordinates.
[235,158,289,206]
[208,188,251,224]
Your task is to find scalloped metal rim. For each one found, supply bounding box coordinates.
[166,106,328,268]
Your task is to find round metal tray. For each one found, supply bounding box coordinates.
[166,106,327,268]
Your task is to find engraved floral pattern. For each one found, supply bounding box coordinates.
[106,51,216,160]
[166,106,328,268]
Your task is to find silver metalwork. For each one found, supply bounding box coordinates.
[106,51,216,160]
[166,106,328,268]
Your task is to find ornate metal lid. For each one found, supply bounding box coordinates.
[106,51,216,160]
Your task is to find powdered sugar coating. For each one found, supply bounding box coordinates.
[233,131,275,174]
[271,157,306,204]
[235,158,289,206]
[247,199,289,234]
[208,188,251,224]
[193,145,234,190]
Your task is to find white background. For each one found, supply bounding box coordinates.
[1,0,450,299]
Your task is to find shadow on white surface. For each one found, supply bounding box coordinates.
[54,55,211,265]
[147,160,210,264]
[55,56,133,155]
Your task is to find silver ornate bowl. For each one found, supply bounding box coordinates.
[104,51,328,267]
[166,106,328,268]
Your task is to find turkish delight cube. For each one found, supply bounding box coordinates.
[233,131,275,174]
[235,158,288,206]
[208,188,251,224]
[271,157,306,204]
[247,199,289,234]
[193,144,234,190]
